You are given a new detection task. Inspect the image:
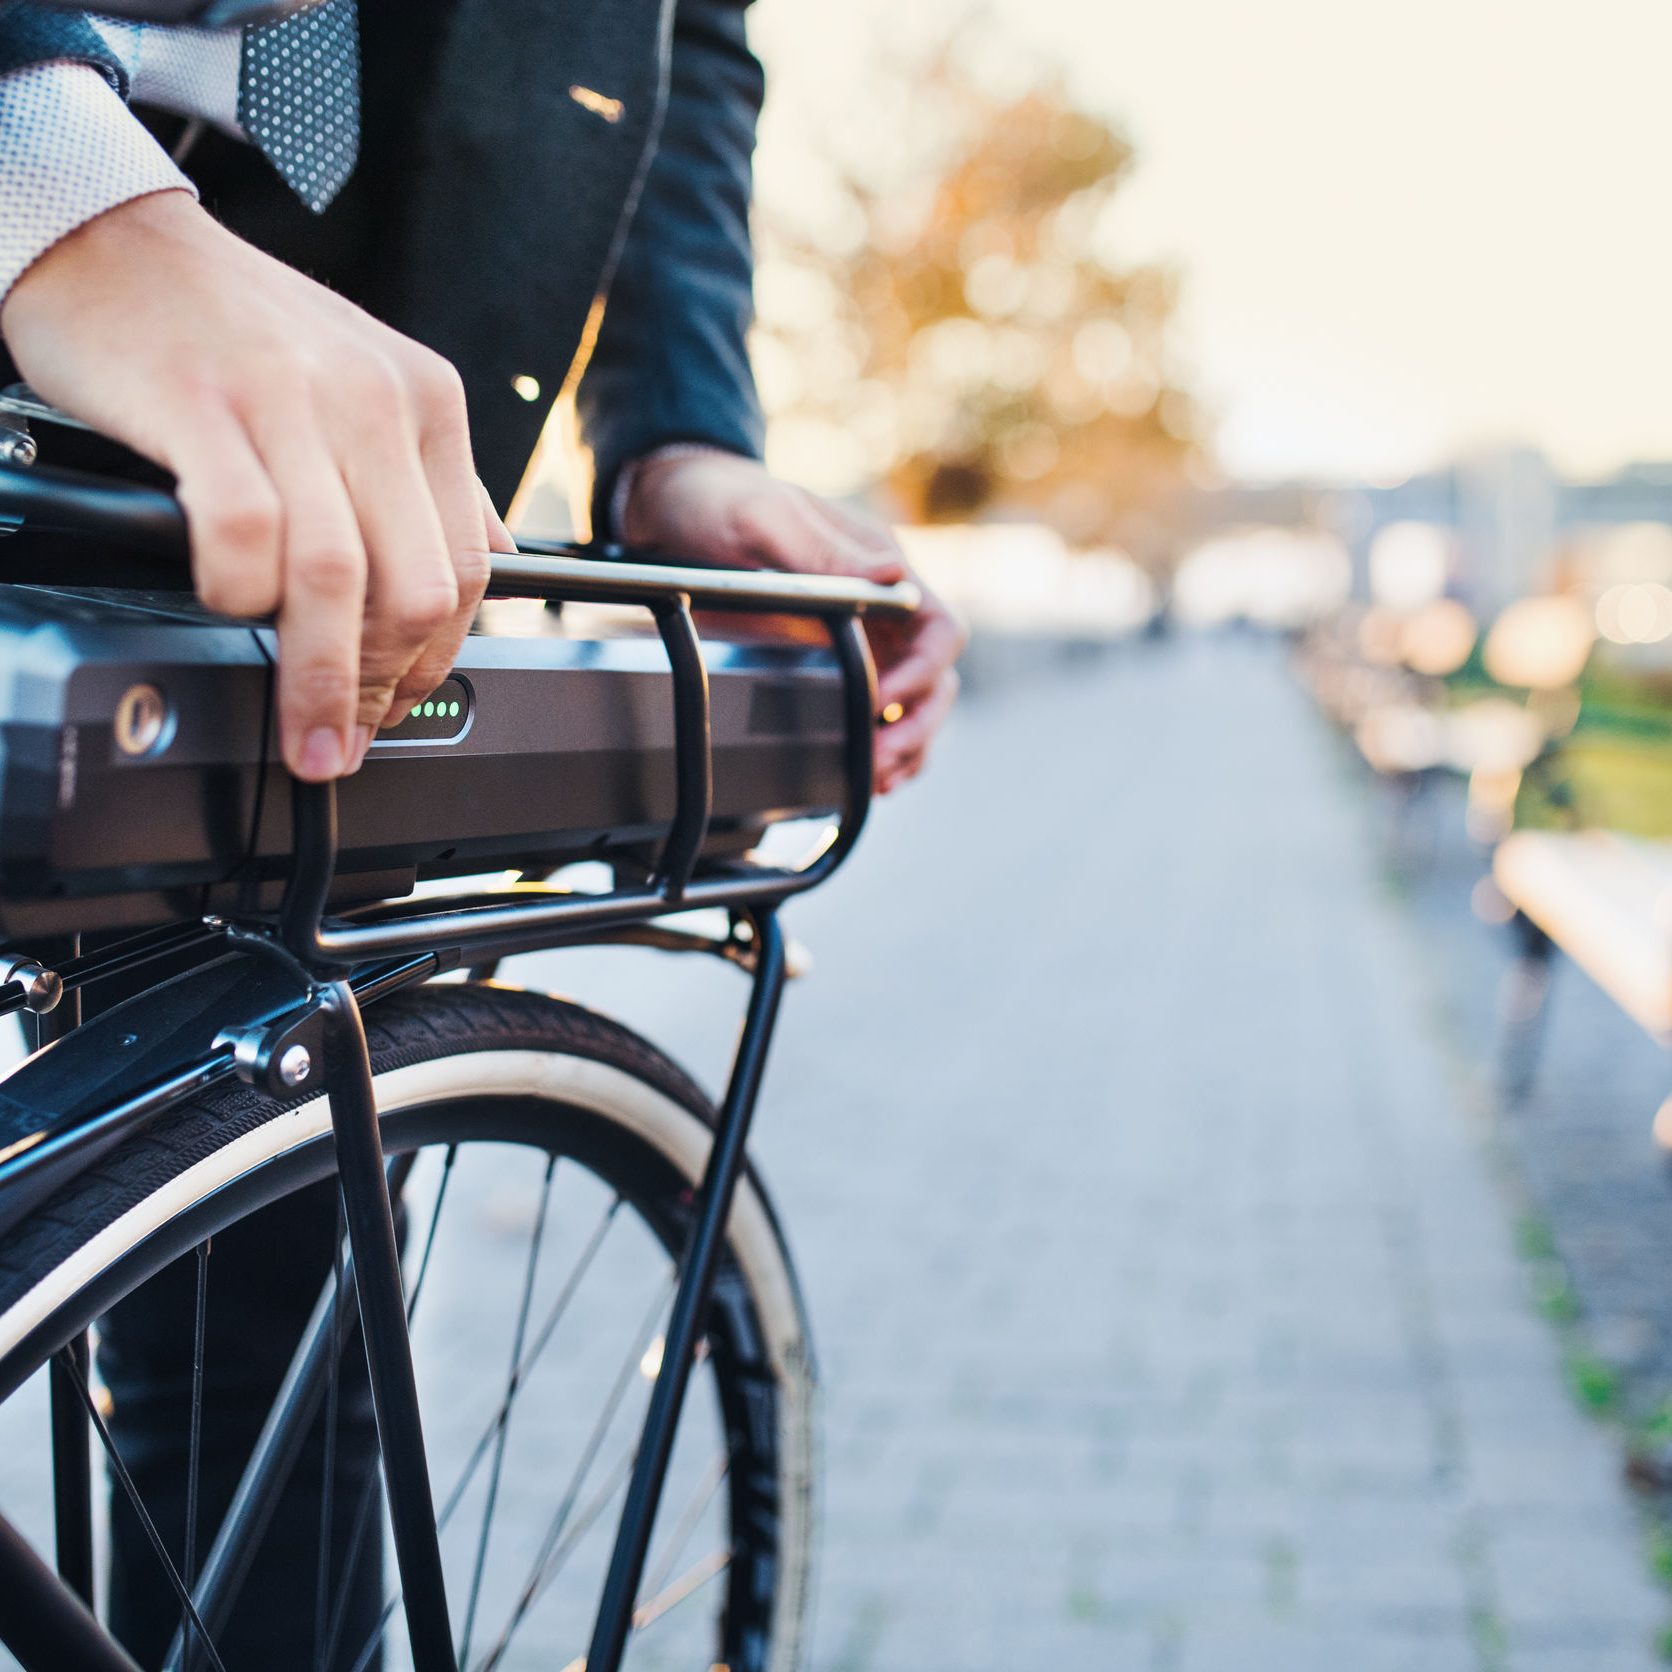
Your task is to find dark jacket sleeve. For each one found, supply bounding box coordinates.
[572,0,765,537]
[0,4,127,91]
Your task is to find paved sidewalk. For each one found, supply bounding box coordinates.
[537,633,1669,1670]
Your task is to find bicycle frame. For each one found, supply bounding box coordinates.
[0,462,917,1672]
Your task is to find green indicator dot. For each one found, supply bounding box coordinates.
[410,705,421,718]
[448,701,460,717]
[423,701,435,717]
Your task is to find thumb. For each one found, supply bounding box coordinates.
[477,480,520,553]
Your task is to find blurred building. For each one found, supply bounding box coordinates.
[1195,451,1672,615]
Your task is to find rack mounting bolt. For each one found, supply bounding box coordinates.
[0,429,36,469]
[0,956,61,1014]
[278,1044,313,1088]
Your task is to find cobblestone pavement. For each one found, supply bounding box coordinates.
[515,633,1669,1670]
[1,633,1666,1671]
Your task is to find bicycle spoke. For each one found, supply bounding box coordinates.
[314,1201,348,1672]
[435,1194,626,1533]
[636,1450,728,1608]
[457,1152,559,1666]
[473,1278,674,1672]
[469,1443,637,1668]
[183,1240,210,1591]
[347,1192,631,1672]
[502,1376,725,1648]
[57,1345,230,1672]
[434,1197,628,1531]
[632,1547,729,1631]
[180,1238,211,1672]
[320,1459,384,1672]
[405,1144,458,1327]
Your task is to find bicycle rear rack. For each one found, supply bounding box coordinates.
[0,460,918,1672]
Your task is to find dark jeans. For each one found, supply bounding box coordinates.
[97,1180,385,1671]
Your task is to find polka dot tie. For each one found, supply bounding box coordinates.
[237,0,360,214]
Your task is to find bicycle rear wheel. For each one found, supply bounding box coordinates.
[0,983,816,1672]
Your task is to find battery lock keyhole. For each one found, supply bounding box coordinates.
[114,683,174,758]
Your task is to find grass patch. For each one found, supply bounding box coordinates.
[1516,736,1672,837]
[1649,1527,1672,1590]
[1565,1347,1624,1415]
[1641,1400,1672,1450]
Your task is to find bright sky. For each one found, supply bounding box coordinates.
[751,0,1672,485]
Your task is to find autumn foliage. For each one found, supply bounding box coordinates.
[754,44,1200,551]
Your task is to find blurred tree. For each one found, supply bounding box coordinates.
[752,35,1203,553]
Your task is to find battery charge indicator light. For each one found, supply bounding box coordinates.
[379,676,471,744]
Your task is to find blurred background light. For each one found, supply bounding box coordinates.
[1596,581,1672,646]
[1369,522,1454,612]
[1399,599,1478,677]
[1172,530,1351,630]
[1482,596,1596,691]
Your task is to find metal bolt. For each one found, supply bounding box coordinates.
[277,1044,313,1088]
[0,430,37,469]
[0,957,61,1014]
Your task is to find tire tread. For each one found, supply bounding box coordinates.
[0,984,713,1313]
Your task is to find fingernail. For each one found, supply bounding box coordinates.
[350,723,374,772]
[296,726,346,781]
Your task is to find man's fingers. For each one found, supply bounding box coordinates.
[736,489,906,582]
[166,406,284,621]
[382,376,498,722]
[257,432,369,782]
[387,358,496,721]
[329,381,460,732]
[393,484,513,723]
[819,495,911,579]
[478,480,519,554]
[876,668,960,793]
[873,601,968,714]
[394,540,491,722]
[353,455,459,727]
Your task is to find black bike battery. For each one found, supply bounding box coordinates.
[0,587,847,938]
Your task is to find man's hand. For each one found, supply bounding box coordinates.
[622,451,964,794]
[0,189,506,780]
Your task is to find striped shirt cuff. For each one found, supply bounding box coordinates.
[0,61,196,308]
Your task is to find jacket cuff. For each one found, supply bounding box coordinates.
[0,61,197,310]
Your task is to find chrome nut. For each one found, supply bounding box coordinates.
[0,956,62,1014]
